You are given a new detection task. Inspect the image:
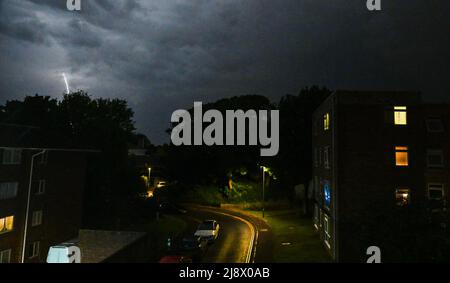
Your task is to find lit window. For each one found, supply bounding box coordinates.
[395,146,409,166]
[426,118,444,133]
[0,216,14,234]
[427,149,444,168]
[0,182,18,200]
[395,188,410,206]
[31,210,43,227]
[323,181,331,208]
[394,106,407,125]
[324,113,330,130]
[0,249,11,263]
[428,184,444,200]
[2,149,22,165]
[28,242,40,259]
[323,214,331,248]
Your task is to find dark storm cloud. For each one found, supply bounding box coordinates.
[0,0,449,144]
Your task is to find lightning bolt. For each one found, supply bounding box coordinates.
[62,73,70,94]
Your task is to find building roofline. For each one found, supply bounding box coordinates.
[0,147,100,153]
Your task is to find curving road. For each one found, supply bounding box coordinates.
[179,205,273,263]
[181,206,253,263]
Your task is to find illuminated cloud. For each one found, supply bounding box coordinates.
[0,0,449,143]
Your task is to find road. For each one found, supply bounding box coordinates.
[179,205,273,263]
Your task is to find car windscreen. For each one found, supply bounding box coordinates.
[198,222,214,230]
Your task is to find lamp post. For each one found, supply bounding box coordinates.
[21,150,46,263]
[261,166,267,218]
[148,167,152,188]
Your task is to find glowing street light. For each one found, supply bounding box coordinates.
[260,165,270,218]
[148,167,152,188]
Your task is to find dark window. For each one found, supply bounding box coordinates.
[0,249,11,263]
[27,242,40,259]
[428,184,444,200]
[426,119,444,133]
[2,149,22,165]
[427,150,444,168]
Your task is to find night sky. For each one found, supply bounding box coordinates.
[0,0,449,144]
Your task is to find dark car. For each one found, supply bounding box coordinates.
[180,236,208,262]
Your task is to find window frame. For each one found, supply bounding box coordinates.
[0,215,14,234]
[428,183,444,200]
[323,214,331,249]
[395,146,409,167]
[2,149,22,165]
[393,106,407,125]
[426,149,444,168]
[313,148,318,168]
[313,204,319,229]
[323,113,330,131]
[323,181,331,208]
[0,249,11,263]
[426,118,444,133]
[324,146,330,169]
[31,210,43,227]
[36,180,46,195]
[395,188,411,207]
[314,176,319,201]
[0,182,19,200]
[28,242,40,259]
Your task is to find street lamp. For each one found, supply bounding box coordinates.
[22,150,46,263]
[148,167,152,188]
[260,166,269,218]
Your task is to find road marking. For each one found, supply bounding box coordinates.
[194,207,258,263]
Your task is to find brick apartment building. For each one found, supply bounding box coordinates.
[0,124,91,263]
[311,91,450,262]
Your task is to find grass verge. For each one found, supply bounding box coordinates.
[245,209,331,263]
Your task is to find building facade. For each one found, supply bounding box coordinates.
[0,125,88,263]
[311,91,450,262]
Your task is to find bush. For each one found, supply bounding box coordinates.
[242,199,291,211]
[182,185,224,206]
[224,180,260,203]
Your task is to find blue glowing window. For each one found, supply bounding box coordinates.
[324,182,331,207]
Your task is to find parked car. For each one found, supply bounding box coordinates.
[158,255,192,263]
[180,236,208,262]
[46,243,81,263]
[194,220,220,243]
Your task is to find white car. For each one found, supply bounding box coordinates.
[194,220,220,242]
[47,243,81,263]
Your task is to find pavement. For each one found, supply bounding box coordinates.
[179,204,274,263]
